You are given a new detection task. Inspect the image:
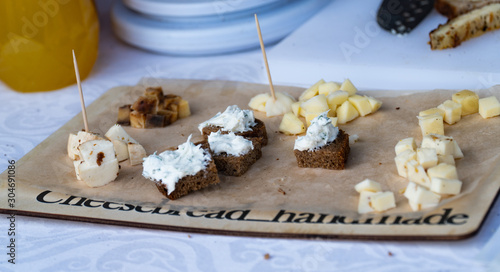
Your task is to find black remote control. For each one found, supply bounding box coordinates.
[377,0,435,34]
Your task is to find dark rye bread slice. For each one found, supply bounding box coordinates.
[294,129,350,170]
[209,138,262,177]
[201,119,268,146]
[435,0,500,19]
[154,146,220,200]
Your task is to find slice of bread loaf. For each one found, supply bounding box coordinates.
[435,0,500,19]
[429,3,500,49]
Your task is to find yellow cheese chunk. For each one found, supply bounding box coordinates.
[452,90,479,116]
[291,101,301,117]
[417,148,438,169]
[394,149,417,178]
[279,113,306,135]
[365,96,382,113]
[478,96,500,119]
[404,182,441,211]
[370,192,396,212]
[355,179,382,193]
[248,93,271,112]
[437,100,462,125]
[299,79,325,101]
[300,94,329,114]
[419,107,445,117]
[395,137,417,155]
[430,177,462,195]
[348,95,372,117]
[407,160,431,188]
[340,78,357,96]
[337,100,359,124]
[318,81,341,96]
[417,113,444,136]
[427,163,458,180]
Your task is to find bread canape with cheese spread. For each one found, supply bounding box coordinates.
[293,112,350,170]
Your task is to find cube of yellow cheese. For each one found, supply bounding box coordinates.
[395,137,417,155]
[326,90,349,108]
[452,90,479,116]
[394,149,417,178]
[437,100,462,125]
[337,100,359,124]
[340,78,357,96]
[348,95,372,116]
[417,113,444,136]
[299,79,325,101]
[417,148,438,169]
[178,99,191,118]
[279,113,306,135]
[427,163,458,180]
[318,81,341,96]
[421,134,455,156]
[291,101,302,117]
[438,154,455,165]
[370,192,396,212]
[404,182,441,211]
[478,96,500,119]
[419,107,445,117]
[355,179,382,193]
[430,177,462,195]
[407,160,431,188]
[365,96,382,113]
[300,94,329,114]
[248,93,271,112]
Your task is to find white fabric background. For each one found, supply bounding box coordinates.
[0,1,499,271]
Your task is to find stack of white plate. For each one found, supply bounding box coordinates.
[111,0,329,55]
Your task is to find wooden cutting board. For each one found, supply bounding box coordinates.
[1,79,499,240]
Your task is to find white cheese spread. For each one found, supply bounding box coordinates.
[208,131,253,156]
[198,105,256,133]
[142,135,211,195]
[294,111,339,151]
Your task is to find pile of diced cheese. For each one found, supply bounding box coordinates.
[277,79,383,135]
[418,90,500,136]
[355,179,396,213]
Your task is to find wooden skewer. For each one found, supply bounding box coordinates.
[72,49,89,132]
[254,13,276,101]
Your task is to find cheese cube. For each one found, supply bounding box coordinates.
[326,90,349,108]
[370,192,396,212]
[407,160,431,188]
[78,140,116,165]
[437,100,462,125]
[394,149,417,178]
[452,90,479,116]
[337,100,359,124]
[365,96,383,113]
[421,134,455,156]
[355,179,382,193]
[427,163,458,180]
[417,148,438,169]
[128,143,147,166]
[340,78,357,96]
[395,137,417,155]
[430,177,462,195]
[67,131,103,160]
[111,139,129,162]
[248,93,270,112]
[348,95,372,116]
[105,124,139,144]
[279,113,306,135]
[299,79,324,101]
[418,113,444,136]
[77,159,119,187]
[318,81,341,96]
[478,96,500,119]
[300,94,330,114]
[438,154,455,165]
[419,107,445,117]
[358,191,377,214]
[452,140,464,159]
[404,182,441,211]
[177,99,191,118]
[291,101,302,117]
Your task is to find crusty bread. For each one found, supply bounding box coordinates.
[201,118,268,146]
[294,129,350,170]
[429,3,500,49]
[435,0,500,19]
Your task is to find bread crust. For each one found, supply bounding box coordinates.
[435,0,500,19]
[201,118,268,146]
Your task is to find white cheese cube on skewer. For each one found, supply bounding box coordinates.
[370,192,396,212]
[478,96,500,119]
[67,131,103,160]
[394,149,417,178]
[437,100,462,125]
[355,179,382,193]
[407,160,431,188]
[430,177,462,195]
[395,137,417,155]
[78,140,117,166]
[77,159,119,188]
[418,113,444,136]
[427,163,458,180]
[417,148,438,169]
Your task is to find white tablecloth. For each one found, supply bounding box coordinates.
[0,2,499,271]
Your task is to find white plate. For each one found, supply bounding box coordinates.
[112,0,329,55]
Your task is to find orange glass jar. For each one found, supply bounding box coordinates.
[0,0,99,92]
